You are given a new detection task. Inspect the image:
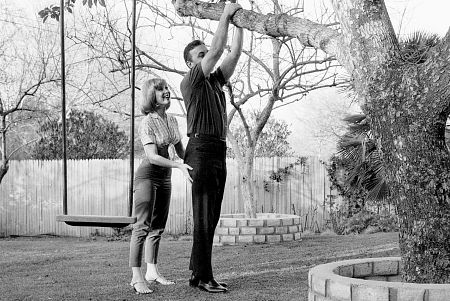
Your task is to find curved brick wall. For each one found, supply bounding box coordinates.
[213,213,302,246]
[308,257,450,301]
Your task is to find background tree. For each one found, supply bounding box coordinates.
[0,6,60,184]
[172,0,450,283]
[227,111,295,158]
[32,109,129,159]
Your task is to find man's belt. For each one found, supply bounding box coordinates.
[189,133,226,142]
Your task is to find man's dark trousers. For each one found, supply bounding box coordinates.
[184,136,227,282]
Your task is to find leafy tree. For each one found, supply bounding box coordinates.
[32,109,129,159]
[38,0,105,22]
[0,5,60,184]
[227,112,294,158]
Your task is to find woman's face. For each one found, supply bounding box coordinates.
[155,83,171,108]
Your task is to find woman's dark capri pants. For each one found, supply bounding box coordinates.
[129,157,172,267]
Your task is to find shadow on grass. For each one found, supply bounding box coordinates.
[0,232,399,301]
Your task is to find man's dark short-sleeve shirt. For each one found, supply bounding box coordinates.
[180,62,227,140]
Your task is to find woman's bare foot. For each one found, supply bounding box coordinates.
[145,264,175,285]
[145,274,175,285]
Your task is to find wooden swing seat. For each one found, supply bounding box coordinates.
[56,215,136,228]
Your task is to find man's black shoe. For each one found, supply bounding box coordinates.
[197,280,227,293]
[189,274,228,288]
[210,278,228,288]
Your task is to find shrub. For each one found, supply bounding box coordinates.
[330,209,398,235]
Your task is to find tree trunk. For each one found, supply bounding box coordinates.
[0,115,8,184]
[390,131,450,284]
[366,56,450,283]
[226,128,257,218]
[242,159,257,218]
[373,111,450,283]
[0,160,8,184]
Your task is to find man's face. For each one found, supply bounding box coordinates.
[186,44,208,69]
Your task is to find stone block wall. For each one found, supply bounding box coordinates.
[308,257,450,301]
[214,213,302,246]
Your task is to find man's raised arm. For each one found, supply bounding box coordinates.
[201,2,242,77]
[220,26,244,82]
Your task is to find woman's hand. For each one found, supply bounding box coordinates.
[177,163,193,183]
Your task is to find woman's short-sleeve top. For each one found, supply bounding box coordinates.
[139,112,182,148]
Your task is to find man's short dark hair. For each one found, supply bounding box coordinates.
[183,40,205,63]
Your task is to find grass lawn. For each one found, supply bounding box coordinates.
[0,232,400,301]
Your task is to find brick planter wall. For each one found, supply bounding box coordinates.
[308,257,450,301]
[214,213,302,246]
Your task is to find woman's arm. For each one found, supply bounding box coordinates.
[144,143,192,182]
[144,143,179,168]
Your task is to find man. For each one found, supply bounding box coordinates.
[180,1,244,294]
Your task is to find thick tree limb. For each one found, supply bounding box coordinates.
[172,0,350,71]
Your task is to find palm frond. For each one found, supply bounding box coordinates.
[342,114,366,124]
[332,111,390,203]
[365,180,389,202]
[400,31,441,64]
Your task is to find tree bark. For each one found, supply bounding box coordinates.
[0,160,8,184]
[174,0,450,282]
[366,48,450,283]
[0,115,8,184]
[242,160,257,219]
[172,0,351,71]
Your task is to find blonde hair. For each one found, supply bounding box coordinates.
[140,78,169,115]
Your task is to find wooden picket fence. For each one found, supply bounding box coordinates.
[0,157,337,237]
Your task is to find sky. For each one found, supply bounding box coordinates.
[4,0,450,157]
[11,0,450,35]
[385,0,450,37]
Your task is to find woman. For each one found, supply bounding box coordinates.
[129,78,192,294]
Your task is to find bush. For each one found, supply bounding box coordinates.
[32,109,129,159]
[332,209,398,235]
